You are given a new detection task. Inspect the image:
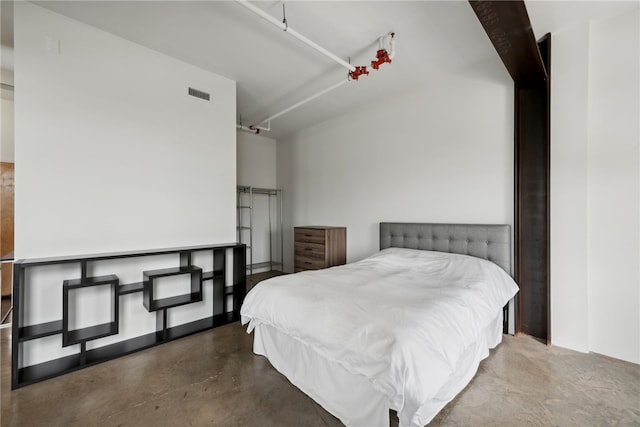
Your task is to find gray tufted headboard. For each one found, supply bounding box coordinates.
[380,223,512,275]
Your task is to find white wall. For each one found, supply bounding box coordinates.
[551,8,640,364]
[550,23,590,353]
[277,59,513,271]
[14,2,237,259]
[587,9,639,363]
[237,131,277,188]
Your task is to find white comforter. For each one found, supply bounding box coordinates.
[241,248,519,426]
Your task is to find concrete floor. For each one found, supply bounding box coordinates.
[1,323,639,427]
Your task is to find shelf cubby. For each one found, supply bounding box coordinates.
[142,266,203,311]
[19,320,64,342]
[17,353,82,387]
[66,323,118,345]
[62,274,119,347]
[85,332,162,364]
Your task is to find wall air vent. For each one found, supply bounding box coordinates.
[188,87,211,101]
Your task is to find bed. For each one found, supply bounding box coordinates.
[241,223,519,427]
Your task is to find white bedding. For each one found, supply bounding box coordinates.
[241,248,519,426]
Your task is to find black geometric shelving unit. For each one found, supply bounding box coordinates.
[11,243,246,389]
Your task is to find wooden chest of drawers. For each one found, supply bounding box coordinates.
[294,226,346,273]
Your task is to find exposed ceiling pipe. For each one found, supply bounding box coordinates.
[387,33,396,60]
[237,115,271,134]
[237,124,260,134]
[243,33,396,132]
[234,1,397,134]
[250,122,270,132]
[234,0,356,73]
[372,33,395,70]
[255,78,350,127]
[237,121,272,134]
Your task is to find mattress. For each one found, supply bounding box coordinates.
[241,248,519,426]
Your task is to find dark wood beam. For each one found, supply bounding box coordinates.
[469,0,550,343]
[469,0,547,85]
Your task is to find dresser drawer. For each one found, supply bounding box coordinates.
[295,255,326,270]
[294,228,326,245]
[295,241,325,258]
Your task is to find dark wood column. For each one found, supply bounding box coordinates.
[515,34,550,341]
[469,1,550,341]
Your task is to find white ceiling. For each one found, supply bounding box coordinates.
[5,1,640,139]
[527,0,639,40]
[22,1,498,139]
